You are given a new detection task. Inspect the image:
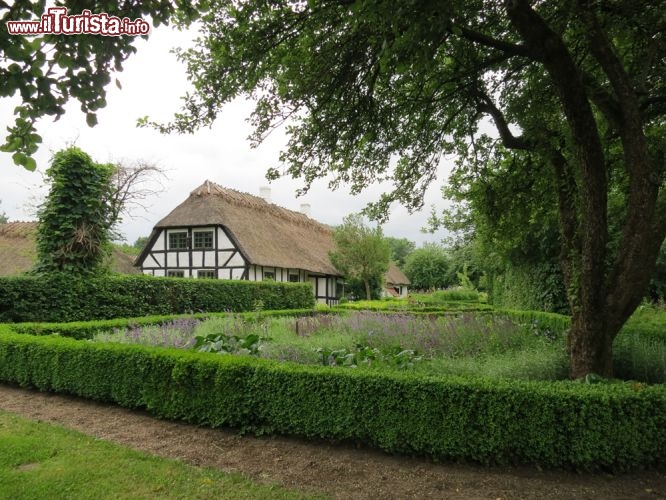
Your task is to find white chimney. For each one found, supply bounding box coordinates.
[259,186,271,203]
[300,203,311,216]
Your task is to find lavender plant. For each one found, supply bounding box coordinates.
[92,318,200,348]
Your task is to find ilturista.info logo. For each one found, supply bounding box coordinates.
[7,7,150,36]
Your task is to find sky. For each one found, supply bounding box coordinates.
[0,24,453,247]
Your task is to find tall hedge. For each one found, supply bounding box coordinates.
[0,332,663,471]
[0,274,314,322]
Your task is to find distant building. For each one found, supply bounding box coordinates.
[384,263,410,297]
[0,221,139,276]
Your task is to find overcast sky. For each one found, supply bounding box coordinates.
[0,25,453,247]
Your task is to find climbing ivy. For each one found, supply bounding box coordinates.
[35,147,114,275]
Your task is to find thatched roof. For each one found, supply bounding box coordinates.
[0,221,140,276]
[0,222,37,276]
[146,180,341,275]
[386,263,410,285]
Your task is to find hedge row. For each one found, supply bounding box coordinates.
[0,274,314,323]
[5,308,325,340]
[0,332,663,471]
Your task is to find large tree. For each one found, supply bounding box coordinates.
[329,214,390,300]
[0,1,202,169]
[155,0,665,378]
[404,243,451,291]
[35,147,115,275]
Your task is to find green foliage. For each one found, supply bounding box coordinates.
[0,333,664,471]
[385,237,416,268]
[112,235,149,256]
[491,262,569,314]
[35,147,115,275]
[151,0,666,378]
[315,344,422,370]
[0,274,314,323]
[194,333,264,356]
[647,241,666,302]
[329,214,390,300]
[0,2,205,169]
[403,243,452,291]
[412,290,481,303]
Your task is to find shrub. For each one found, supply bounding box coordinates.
[0,274,314,322]
[0,332,663,471]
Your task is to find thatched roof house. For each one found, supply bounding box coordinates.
[151,181,339,276]
[135,181,343,303]
[0,221,139,276]
[385,263,410,297]
[135,180,410,304]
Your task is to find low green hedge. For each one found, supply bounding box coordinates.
[6,309,324,340]
[0,274,314,323]
[0,332,663,471]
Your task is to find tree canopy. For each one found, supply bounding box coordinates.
[0,1,203,169]
[385,236,415,268]
[404,243,451,291]
[329,214,390,300]
[158,0,666,378]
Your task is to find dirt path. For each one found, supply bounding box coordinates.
[0,384,663,499]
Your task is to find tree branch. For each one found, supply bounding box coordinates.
[458,26,537,58]
[474,91,533,150]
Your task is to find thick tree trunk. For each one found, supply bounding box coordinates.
[568,309,614,378]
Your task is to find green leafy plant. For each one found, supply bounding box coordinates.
[193,333,264,356]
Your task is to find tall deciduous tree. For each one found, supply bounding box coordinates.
[35,147,114,275]
[329,214,390,300]
[154,0,666,378]
[404,244,451,291]
[0,1,203,169]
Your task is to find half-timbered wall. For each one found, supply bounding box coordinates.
[140,225,246,279]
[139,224,341,305]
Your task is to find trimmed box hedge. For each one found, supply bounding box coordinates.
[0,274,314,323]
[0,332,663,471]
[6,308,325,340]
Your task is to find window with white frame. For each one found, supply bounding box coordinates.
[168,231,188,250]
[167,270,185,277]
[193,230,214,249]
[197,270,216,279]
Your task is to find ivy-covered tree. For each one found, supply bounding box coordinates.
[0,1,203,169]
[329,214,390,300]
[404,244,451,291]
[35,147,114,275]
[154,0,665,378]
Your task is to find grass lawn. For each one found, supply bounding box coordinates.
[0,411,315,500]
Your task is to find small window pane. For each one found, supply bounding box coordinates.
[193,231,214,249]
[167,270,185,278]
[168,232,188,250]
[264,271,275,281]
[197,270,216,279]
[288,274,299,282]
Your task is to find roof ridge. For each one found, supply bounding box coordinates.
[189,180,329,233]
